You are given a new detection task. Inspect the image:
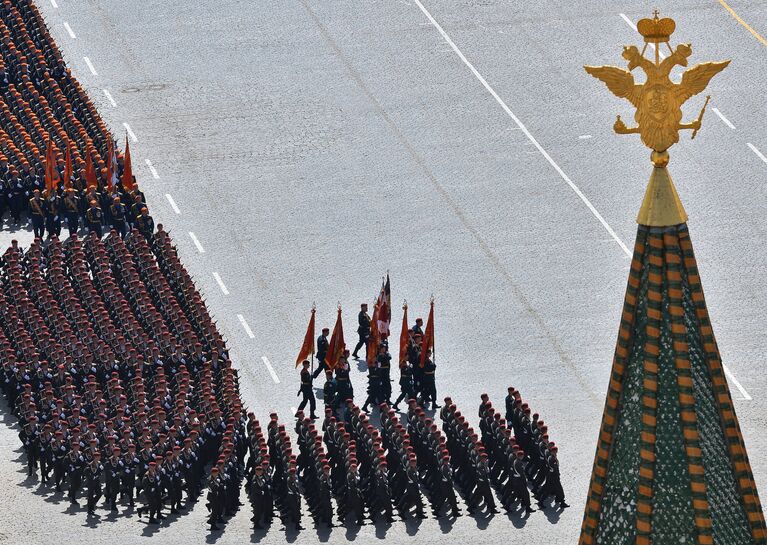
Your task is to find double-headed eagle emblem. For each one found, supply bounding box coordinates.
[585,11,729,154]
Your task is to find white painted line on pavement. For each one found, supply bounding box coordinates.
[63,22,76,39]
[103,89,117,107]
[145,159,160,178]
[123,122,138,142]
[237,314,255,339]
[579,134,593,139]
[747,143,767,164]
[50,0,58,7]
[212,272,229,295]
[83,56,98,76]
[415,0,631,257]
[261,356,280,384]
[188,231,205,253]
[712,107,735,130]
[165,193,181,214]
[722,364,752,400]
[619,13,665,58]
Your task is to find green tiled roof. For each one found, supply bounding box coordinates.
[579,224,766,545]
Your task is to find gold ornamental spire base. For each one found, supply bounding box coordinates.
[636,151,688,226]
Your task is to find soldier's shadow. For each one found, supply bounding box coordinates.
[505,506,530,528]
[437,513,457,534]
[541,504,563,524]
[82,513,102,528]
[372,518,393,539]
[403,515,423,536]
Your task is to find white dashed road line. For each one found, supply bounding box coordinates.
[123,122,138,142]
[579,134,593,140]
[165,193,181,214]
[723,364,753,401]
[188,231,205,253]
[261,356,280,384]
[63,22,76,39]
[50,0,57,8]
[712,107,735,130]
[237,314,255,339]
[414,0,631,257]
[212,272,229,295]
[145,159,160,179]
[747,143,767,164]
[83,56,98,76]
[103,89,117,107]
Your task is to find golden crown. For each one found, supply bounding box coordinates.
[637,11,675,43]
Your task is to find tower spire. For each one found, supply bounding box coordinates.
[580,13,766,545]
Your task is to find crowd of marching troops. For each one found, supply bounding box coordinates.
[2,226,567,532]
[0,0,155,240]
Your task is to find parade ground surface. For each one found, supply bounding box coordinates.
[1,0,766,543]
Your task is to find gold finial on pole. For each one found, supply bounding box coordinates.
[584,13,729,226]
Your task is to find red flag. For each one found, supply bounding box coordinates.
[295,308,316,367]
[63,143,72,190]
[85,147,98,190]
[398,303,409,367]
[377,274,391,337]
[324,307,345,370]
[106,137,117,191]
[420,300,434,368]
[366,301,380,367]
[122,135,134,191]
[44,139,59,193]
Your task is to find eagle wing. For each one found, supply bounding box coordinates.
[584,65,640,107]
[676,60,730,104]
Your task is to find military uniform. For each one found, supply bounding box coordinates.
[297,366,317,419]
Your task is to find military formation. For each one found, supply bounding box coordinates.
[0,0,567,534]
[1,226,247,527]
[0,0,154,239]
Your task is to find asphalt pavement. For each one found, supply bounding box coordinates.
[0,0,765,543]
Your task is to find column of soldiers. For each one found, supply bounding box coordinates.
[504,387,568,510]
[0,0,153,237]
[439,398,499,515]
[0,0,156,239]
[1,226,248,525]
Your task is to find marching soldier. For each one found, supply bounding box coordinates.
[138,461,164,523]
[419,349,439,409]
[85,199,103,237]
[206,466,224,531]
[109,195,128,238]
[311,328,330,379]
[322,370,338,416]
[249,464,270,530]
[44,190,62,239]
[135,206,154,240]
[352,303,370,359]
[393,360,415,411]
[335,352,353,405]
[67,441,85,505]
[104,447,123,511]
[377,344,393,405]
[85,451,104,515]
[29,189,45,239]
[62,187,80,237]
[296,360,318,420]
